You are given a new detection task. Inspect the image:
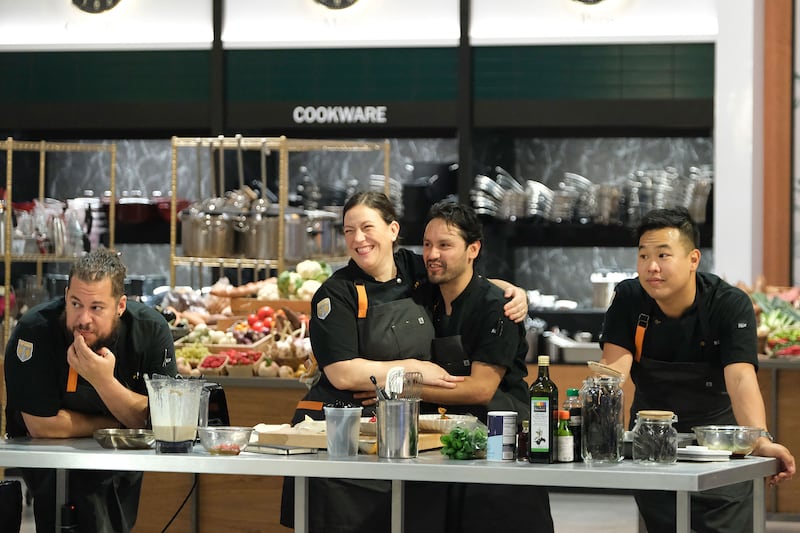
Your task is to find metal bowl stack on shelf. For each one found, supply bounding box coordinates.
[472,165,713,227]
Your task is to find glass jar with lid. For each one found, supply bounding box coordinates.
[632,410,678,465]
[581,375,624,464]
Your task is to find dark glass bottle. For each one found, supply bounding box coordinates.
[516,420,529,462]
[528,355,558,463]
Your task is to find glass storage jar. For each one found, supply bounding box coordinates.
[581,375,624,464]
[632,410,678,465]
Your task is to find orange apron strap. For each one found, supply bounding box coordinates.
[296,400,324,411]
[356,283,368,319]
[66,366,78,393]
[634,313,649,363]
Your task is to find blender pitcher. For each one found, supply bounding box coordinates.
[145,375,206,453]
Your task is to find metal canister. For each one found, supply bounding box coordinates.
[487,411,517,461]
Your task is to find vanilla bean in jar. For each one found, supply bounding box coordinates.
[581,375,624,464]
[632,410,678,465]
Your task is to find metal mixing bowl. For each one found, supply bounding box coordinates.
[94,428,155,450]
[691,425,764,456]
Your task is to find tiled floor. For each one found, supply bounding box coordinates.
[15,483,800,532]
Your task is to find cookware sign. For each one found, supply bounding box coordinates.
[293,105,387,124]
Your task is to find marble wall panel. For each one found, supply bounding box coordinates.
[41,136,714,305]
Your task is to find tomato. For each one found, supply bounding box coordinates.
[252,320,264,332]
[257,305,274,321]
[261,316,274,330]
[247,313,259,327]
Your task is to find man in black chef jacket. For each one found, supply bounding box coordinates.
[416,201,555,533]
[4,248,177,532]
[599,207,795,532]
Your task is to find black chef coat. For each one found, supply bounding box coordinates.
[4,297,177,533]
[600,272,759,533]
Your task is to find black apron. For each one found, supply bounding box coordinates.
[281,295,437,533]
[428,313,551,533]
[631,298,751,533]
[629,299,735,433]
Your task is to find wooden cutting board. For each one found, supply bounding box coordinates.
[256,429,443,453]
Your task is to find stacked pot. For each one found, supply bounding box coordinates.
[180,193,342,261]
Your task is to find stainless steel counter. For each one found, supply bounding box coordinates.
[0,438,777,533]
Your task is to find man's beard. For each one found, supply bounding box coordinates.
[63,313,121,351]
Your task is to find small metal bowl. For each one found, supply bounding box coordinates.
[93,428,156,450]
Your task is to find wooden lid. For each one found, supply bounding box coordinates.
[637,410,675,420]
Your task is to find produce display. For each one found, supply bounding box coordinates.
[206,260,330,302]
[221,349,263,366]
[750,289,800,357]
[173,303,315,379]
[182,323,237,345]
[276,260,331,300]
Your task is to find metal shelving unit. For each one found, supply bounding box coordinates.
[168,135,389,287]
[0,137,117,347]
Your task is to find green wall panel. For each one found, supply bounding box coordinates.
[474,44,714,101]
[226,48,458,102]
[0,51,210,103]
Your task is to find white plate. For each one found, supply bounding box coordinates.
[419,414,478,433]
[677,446,732,462]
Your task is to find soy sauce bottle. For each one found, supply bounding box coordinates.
[529,355,558,463]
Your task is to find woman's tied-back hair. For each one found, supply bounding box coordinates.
[68,248,127,299]
[637,206,700,250]
[427,200,483,246]
[343,191,398,225]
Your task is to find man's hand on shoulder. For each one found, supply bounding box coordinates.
[503,285,528,323]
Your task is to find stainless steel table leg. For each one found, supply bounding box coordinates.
[295,476,308,533]
[391,479,404,533]
[754,478,766,533]
[55,469,68,530]
[676,490,690,533]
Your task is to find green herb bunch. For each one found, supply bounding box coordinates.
[440,425,488,460]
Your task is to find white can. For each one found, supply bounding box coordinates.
[487,411,517,461]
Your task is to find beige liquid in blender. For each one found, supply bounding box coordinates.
[153,425,197,442]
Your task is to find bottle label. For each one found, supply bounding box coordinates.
[558,435,574,462]
[530,397,550,453]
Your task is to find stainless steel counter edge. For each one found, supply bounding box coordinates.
[0,439,776,493]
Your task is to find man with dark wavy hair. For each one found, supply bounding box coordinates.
[5,248,177,532]
[416,200,554,533]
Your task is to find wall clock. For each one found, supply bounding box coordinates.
[72,0,122,14]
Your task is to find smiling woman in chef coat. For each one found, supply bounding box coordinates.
[280,191,527,533]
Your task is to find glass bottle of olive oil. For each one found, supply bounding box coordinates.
[529,355,558,463]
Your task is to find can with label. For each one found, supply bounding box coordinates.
[487,411,517,461]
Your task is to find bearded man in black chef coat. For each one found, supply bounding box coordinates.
[4,248,177,532]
